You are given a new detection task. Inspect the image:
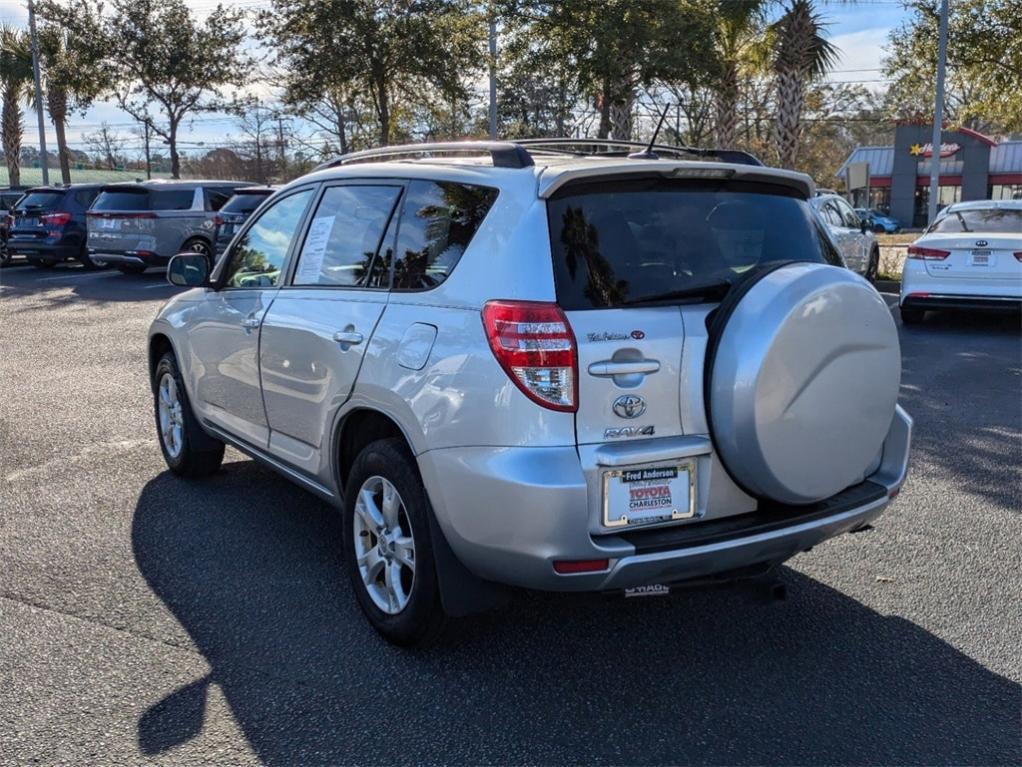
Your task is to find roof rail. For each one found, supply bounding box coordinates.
[515,138,764,167]
[315,141,535,172]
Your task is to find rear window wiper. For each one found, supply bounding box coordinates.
[621,279,734,306]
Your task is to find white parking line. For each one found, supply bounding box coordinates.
[144,282,176,289]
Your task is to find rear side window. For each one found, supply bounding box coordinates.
[205,189,231,211]
[293,185,401,287]
[548,178,838,310]
[222,193,271,214]
[17,191,65,210]
[392,180,498,290]
[929,208,1022,234]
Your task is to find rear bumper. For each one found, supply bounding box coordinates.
[901,293,1022,312]
[89,250,169,267]
[419,405,913,592]
[8,240,78,262]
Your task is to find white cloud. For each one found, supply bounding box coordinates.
[826,27,892,91]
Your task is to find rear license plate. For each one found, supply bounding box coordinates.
[97,218,122,231]
[970,250,993,266]
[602,462,696,528]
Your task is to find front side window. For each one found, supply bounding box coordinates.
[548,178,839,311]
[392,180,499,290]
[835,199,860,228]
[292,185,401,287]
[221,188,314,288]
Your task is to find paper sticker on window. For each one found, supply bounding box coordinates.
[295,215,335,284]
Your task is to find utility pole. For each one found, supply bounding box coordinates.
[276,114,286,179]
[927,0,950,226]
[143,119,152,180]
[27,0,49,185]
[488,14,497,139]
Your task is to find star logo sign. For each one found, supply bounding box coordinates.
[909,143,924,156]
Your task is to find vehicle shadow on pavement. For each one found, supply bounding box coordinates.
[131,462,1020,766]
[898,310,1021,514]
[0,264,179,308]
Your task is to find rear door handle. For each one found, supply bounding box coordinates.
[588,360,660,377]
[333,330,364,345]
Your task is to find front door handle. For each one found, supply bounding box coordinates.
[588,359,660,377]
[241,316,261,330]
[333,330,364,345]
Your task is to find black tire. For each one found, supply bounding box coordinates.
[117,263,146,275]
[31,259,56,269]
[343,438,445,646]
[900,306,925,325]
[153,352,225,478]
[864,247,880,284]
[873,224,885,234]
[0,244,10,267]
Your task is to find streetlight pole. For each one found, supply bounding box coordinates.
[26,0,49,185]
[926,0,949,226]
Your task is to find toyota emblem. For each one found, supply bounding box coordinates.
[612,394,646,419]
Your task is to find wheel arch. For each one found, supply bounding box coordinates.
[334,408,416,497]
[148,332,175,391]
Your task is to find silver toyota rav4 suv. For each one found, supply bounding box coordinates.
[148,140,912,645]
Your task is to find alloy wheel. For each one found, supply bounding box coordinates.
[352,475,416,614]
[157,373,185,459]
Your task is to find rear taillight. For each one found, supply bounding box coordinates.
[482,300,578,412]
[1014,251,1022,262]
[907,245,950,260]
[212,214,223,227]
[40,212,71,226]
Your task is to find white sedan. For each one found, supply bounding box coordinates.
[900,199,1022,324]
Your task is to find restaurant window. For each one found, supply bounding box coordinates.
[989,184,1022,201]
[913,185,961,228]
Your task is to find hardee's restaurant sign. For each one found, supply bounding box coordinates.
[909,142,961,158]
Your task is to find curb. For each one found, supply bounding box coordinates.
[876,279,900,294]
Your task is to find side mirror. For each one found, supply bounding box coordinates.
[860,218,869,234]
[167,253,211,287]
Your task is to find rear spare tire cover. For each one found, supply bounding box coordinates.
[708,262,900,505]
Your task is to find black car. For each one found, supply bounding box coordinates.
[214,186,277,255]
[9,184,105,269]
[0,188,26,267]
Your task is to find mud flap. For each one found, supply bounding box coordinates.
[427,510,511,618]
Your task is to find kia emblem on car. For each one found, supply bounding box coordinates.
[613,394,646,419]
[975,240,988,247]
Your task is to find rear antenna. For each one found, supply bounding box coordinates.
[628,104,671,160]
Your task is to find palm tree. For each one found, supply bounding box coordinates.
[770,0,837,167]
[712,0,769,149]
[37,13,111,184]
[0,25,33,188]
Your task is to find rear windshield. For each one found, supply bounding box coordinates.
[928,208,1022,234]
[547,178,837,310]
[16,191,65,210]
[221,192,271,214]
[92,188,195,212]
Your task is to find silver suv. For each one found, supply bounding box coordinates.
[810,192,880,282]
[148,141,912,644]
[88,180,253,274]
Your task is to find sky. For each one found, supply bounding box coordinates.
[0,0,911,156]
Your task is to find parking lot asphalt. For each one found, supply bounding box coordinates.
[0,261,1019,766]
